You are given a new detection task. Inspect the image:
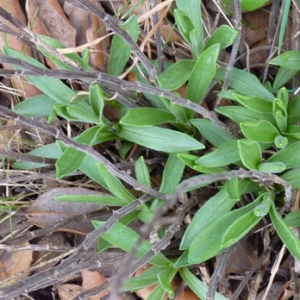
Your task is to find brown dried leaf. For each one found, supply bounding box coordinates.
[34,0,76,48]
[64,0,109,71]
[242,9,269,47]
[26,187,108,235]
[0,241,33,284]
[81,270,108,300]
[0,0,41,98]
[58,284,83,300]
[224,237,258,275]
[32,232,71,273]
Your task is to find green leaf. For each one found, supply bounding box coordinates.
[216,106,275,125]
[268,141,300,168]
[116,125,205,153]
[174,9,194,44]
[273,98,287,132]
[188,194,264,264]
[56,127,100,178]
[108,15,139,76]
[4,46,75,104]
[56,147,85,179]
[120,108,176,126]
[225,177,240,201]
[270,50,300,70]
[215,67,274,101]
[151,153,185,210]
[269,202,300,261]
[187,44,220,105]
[288,96,300,125]
[178,153,226,174]
[89,84,105,123]
[37,35,87,70]
[238,139,261,170]
[65,104,100,124]
[159,153,185,194]
[54,194,128,206]
[232,94,273,112]
[14,94,56,117]
[176,0,204,53]
[97,163,135,203]
[92,221,171,267]
[195,140,239,167]
[284,211,300,227]
[274,135,288,149]
[278,0,292,53]
[189,29,202,58]
[273,67,298,92]
[205,25,238,50]
[123,265,162,291]
[281,167,300,189]
[158,268,177,299]
[12,143,62,169]
[79,156,106,188]
[147,285,166,300]
[191,119,234,147]
[240,120,279,143]
[221,198,267,248]
[258,162,286,173]
[157,60,195,90]
[135,156,151,187]
[179,268,228,300]
[180,188,236,250]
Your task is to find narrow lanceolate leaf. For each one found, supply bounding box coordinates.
[195,140,239,167]
[216,106,276,125]
[270,202,300,261]
[268,141,300,168]
[157,60,195,90]
[89,84,105,123]
[187,44,220,104]
[238,139,262,170]
[191,119,234,147]
[240,120,279,143]
[4,46,75,104]
[120,108,176,126]
[180,188,235,250]
[270,51,300,70]
[92,221,171,267]
[14,94,56,117]
[108,15,139,76]
[188,195,264,264]
[56,127,100,178]
[176,0,204,53]
[97,163,135,204]
[135,156,151,187]
[179,268,228,300]
[205,25,238,50]
[215,67,274,101]
[116,125,205,153]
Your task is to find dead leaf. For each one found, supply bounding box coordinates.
[58,284,83,300]
[34,0,76,48]
[32,232,71,273]
[64,0,109,71]
[224,237,258,275]
[0,0,41,98]
[0,241,33,284]
[26,187,109,235]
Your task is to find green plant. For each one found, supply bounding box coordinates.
[1,0,300,299]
